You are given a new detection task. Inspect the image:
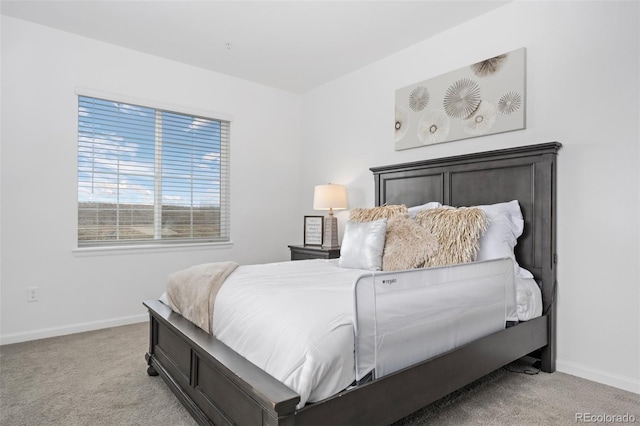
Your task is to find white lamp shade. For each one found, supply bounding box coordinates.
[313,184,347,210]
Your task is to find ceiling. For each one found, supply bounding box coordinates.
[1,1,509,93]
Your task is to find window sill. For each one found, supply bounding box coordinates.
[72,241,234,257]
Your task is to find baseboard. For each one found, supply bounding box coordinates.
[0,314,148,345]
[556,359,640,394]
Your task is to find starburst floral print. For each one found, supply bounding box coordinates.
[395,105,409,142]
[471,54,508,77]
[463,101,496,136]
[409,86,429,112]
[417,110,450,144]
[443,78,481,119]
[498,91,522,114]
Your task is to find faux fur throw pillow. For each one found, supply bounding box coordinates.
[382,215,439,271]
[415,207,487,267]
[350,204,408,222]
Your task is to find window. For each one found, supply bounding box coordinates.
[77,95,230,247]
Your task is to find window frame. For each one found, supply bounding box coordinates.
[75,88,232,250]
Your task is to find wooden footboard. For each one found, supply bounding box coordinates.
[145,298,550,426]
[144,299,299,425]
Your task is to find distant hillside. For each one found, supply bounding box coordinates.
[78,202,221,242]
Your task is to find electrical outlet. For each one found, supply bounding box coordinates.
[27,286,39,302]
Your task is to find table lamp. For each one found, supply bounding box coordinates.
[313,183,347,249]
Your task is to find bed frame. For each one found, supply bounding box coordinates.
[144,141,561,426]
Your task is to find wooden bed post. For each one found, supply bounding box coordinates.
[539,148,560,373]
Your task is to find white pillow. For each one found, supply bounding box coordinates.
[475,200,534,279]
[339,219,387,270]
[407,201,442,219]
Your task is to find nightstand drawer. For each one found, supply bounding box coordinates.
[288,245,340,261]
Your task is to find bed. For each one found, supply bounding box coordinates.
[144,141,561,426]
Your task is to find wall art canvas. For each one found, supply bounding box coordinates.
[395,47,526,150]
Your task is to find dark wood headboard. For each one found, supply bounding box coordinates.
[370,142,561,318]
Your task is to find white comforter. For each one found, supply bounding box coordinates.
[212,259,367,408]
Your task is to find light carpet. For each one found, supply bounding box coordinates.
[1,322,638,425]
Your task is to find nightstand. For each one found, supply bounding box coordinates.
[288,245,340,261]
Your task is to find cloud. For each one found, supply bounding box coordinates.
[188,117,212,132]
[113,102,150,116]
[202,152,220,162]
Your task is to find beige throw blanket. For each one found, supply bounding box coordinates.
[166,261,239,334]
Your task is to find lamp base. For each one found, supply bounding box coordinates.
[322,215,340,249]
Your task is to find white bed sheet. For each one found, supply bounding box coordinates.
[515,275,543,321]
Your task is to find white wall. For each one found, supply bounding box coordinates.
[0,16,302,343]
[300,1,640,393]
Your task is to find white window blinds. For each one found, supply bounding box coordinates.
[78,95,230,247]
